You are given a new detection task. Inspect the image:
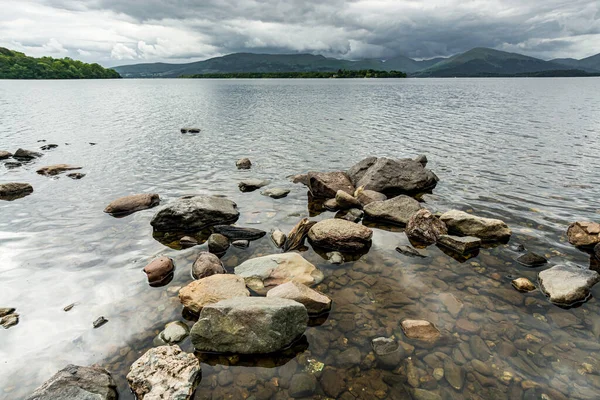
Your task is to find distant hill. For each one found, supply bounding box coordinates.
[0,47,120,79]
[551,53,600,72]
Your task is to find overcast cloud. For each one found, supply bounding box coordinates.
[1,0,598,66]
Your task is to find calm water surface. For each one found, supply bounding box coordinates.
[1,78,600,399]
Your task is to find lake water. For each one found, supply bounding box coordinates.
[1,78,600,400]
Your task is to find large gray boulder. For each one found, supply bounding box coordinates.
[348,157,438,196]
[191,297,308,354]
[234,253,324,295]
[127,345,200,400]
[150,195,239,232]
[26,365,117,400]
[538,265,600,306]
[308,219,373,252]
[363,195,422,226]
[307,171,354,198]
[440,210,511,242]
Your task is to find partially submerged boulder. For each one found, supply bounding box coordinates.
[236,157,252,169]
[151,195,239,232]
[127,345,200,400]
[567,221,600,247]
[179,274,249,313]
[538,264,600,306]
[516,252,548,267]
[36,164,82,177]
[0,150,13,159]
[405,209,448,244]
[26,364,117,400]
[212,225,266,241]
[239,179,270,192]
[335,190,361,209]
[440,210,511,242]
[266,281,332,315]
[234,253,324,295]
[13,148,42,160]
[207,233,230,254]
[307,171,354,198]
[437,235,481,254]
[271,229,287,248]
[261,188,290,199]
[192,252,225,279]
[143,257,174,286]
[363,195,422,226]
[372,337,406,369]
[154,321,190,345]
[190,297,308,354]
[104,193,160,216]
[400,319,441,341]
[308,219,373,252]
[0,182,33,201]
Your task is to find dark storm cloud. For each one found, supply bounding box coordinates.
[1,0,599,65]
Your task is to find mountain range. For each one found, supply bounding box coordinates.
[113,47,600,78]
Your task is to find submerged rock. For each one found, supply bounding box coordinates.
[127,345,200,400]
[400,319,440,341]
[405,209,448,244]
[335,189,361,209]
[104,193,160,216]
[207,233,230,254]
[179,235,198,248]
[232,240,249,248]
[0,150,12,159]
[567,221,600,247]
[236,157,252,169]
[595,243,600,260]
[444,358,465,390]
[234,253,324,295]
[326,251,344,264]
[36,164,81,176]
[40,144,58,150]
[538,264,600,305]
[308,218,373,252]
[307,171,354,198]
[437,235,481,254]
[355,187,387,206]
[181,127,201,133]
[289,373,317,398]
[179,274,249,314]
[271,229,287,248]
[192,252,225,279]
[67,173,86,180]
[143,256,174,286]
[151,195,239,232]
[239,179,270,192]
[154,321,190,345]
[512,277,536,292]
[516,252,548,267]
[396,245,427,258]
[0,182,33,201]
[335,208,364,223]
[266,281,332,315]
[212,225,266,241]
[440,210,511,242]
[4,161,22,169]
[93,317,108,329]
[261,187,290,199]
[363,195,422,226]
[190,297,308,354]
[372,337,406,369]
[26,365,117,400]
[13,148,42,160]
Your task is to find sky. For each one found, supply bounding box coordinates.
[1,0,599,66]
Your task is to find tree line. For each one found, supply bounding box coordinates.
[183,69,407,79]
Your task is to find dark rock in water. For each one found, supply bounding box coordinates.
[104,193,160,216]
[372,337,406,369]
[405,209,448,244]
[0,307,15,317]
[443,358,465,390]
[363,195,422,226]
[470,335,491,361]
[308,219,373,252]
[93,316,108,329]
[191,297,308,354]
[538,264,600,306]
[335,189,361,209]
[440,210,511,242]
[595,243,600,260]
[396,245,426,258]
[289,373,317,398]
[1,313,19,329]
[4,161,22,169]
[232,240,250,248]
[67,173,86,180]
[13,148,42,160]
[143,257,175,285]
[335,208,364,223]
[355,187,387,206]
[212,225,266,241]
[284,218,316,252]
[239,179,270,192]
[323,198,339,211]
[511,244,526,252]
[181,127,201,133]
[40,144,58,151]
[26,364,118,400]
[261,187,290,199]
[307,171,354,198]
[37,164,82,176]
[63,304,75,312]
[89,143,97,146]
[437,235,481,254]
[516,252,548,267]
[567,221,600,247]
[414,154,428,167]
[0,150,13,159]
[151,195,239,232]
[236,157,252,169]
[207,233,230,254]
[0,182,33,201]
[192,252,225,279]
[348,157,438,196]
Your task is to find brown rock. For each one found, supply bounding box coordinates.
[207,233,230,254]
[323,198,339,211]
[400,319,441,341]
[320,368,346,398]
[307,171,354,198]
[0,150,12,159]
[455,318,480,334]
[355,187,387,206]
[335,190,361,209]
[179,274,249,313]
[440,210,511,242]
[511,277,536,292]
[104,193,160,215]
[192,252,225,279]
[363,195,422,226]
[567,221,600,247]
[308,218,373,252]
[143,257,174,285]
[406,209,448,244]
[36,164,82,176]
[0,182,33,200]
[438,293,463,318]
[267,281,332,314]
[236,158,252,169]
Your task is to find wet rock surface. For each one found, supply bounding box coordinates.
[143,256,174,286]
[401,319,441,341]
[261,187,290,198]
[538,264,600,305]
[13,148,42,160]
[150,195,239,232]
[0,150,12,159]
[236,157,252,169]
[239,178,270,192]
[266,281,332,315]
[153,321,189,345]
[207,233,230,254]
[440,210,512,242]
[0,182,33,200]
[212,225,266,241]
[104,193,160,216]
[567,221,600,247]
[26,365,117,400]
[307,171,354,198]
[406,209,448,244]
[308,218,373,252]
[437,234,481,254]
[512,277,536,292]
[516,252,548,267]
[36,164,82,176]
[363,195,422,226]
[179,274,249,313]
[192,252,225,279]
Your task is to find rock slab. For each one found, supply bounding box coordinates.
[437,235,481,254]
[27,365,117,400]
[36,164,82,176]
[179,274,249,313]
[567,221,600,247]
[400,319,441,341]
[308,218,373,252]
[363,195,422,226]
[104,193,159,215]
[538,264,600,305]
[307,171,354,198]
[440,210,511,242]
[267,281,332,314]
[0,182,33,200]
[406,209,448,244]
[151,195,239,232]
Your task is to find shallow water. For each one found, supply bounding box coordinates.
[1,78,600,399]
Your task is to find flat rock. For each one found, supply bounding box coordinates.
[372,337,405,369]
[307,171,354,198]
[0,150,13,159]
[289,373,317,398]
[239,179,270,192]
[335,190,361,209]
[400,319,440,341]
[26,365,118,400]
[437,234,481,253]
[0,182,33,201]
[207,233,230,254]
[261,188,290,199]
[512,277,536,292]
[349,157,438,196]
[396,245,426,258]
[155,321,190,345]
[4,161,22,169]
[190,297,308,354]
[13,148,42,160]
[40,144,58,150]
[266,281,332,315]
[355,188,387,206]
[308,218,373,252]
[192,252,225,279]
[236,157,252,169]
[0,307,15,317]
[516,252,548,267]
[234,253,324,295]
[143,257,174,285]
[127,345,200,400]
[567,221,600,247]
[363,195,422,226]
[271,229,287,248]
[179,274,249,313]
[406,209,448,244]
[538,264,600,306]
[181,127,201,133]
[212,225,266,241]
[470,336,491,361]
[444,358,465,390]
[439,293,463,318]
[150,195,239,232]
[36,164,82,176]
[440,210,511,242]
[179,236,198,248]
[232,239,249,248]
[104,193,159,216]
